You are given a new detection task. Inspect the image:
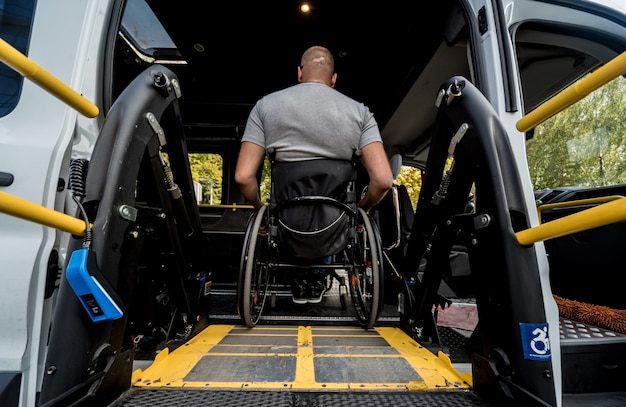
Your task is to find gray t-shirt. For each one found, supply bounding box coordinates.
[242,82,382,162]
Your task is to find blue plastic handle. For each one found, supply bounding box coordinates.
[66,248,123,322]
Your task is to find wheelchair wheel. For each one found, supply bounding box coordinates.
[349,207,384,329]
[237,205,270,328]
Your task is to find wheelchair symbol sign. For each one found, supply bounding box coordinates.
[519,322,551,361]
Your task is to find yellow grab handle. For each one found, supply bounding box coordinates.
[516,197,626,245]
[0,38,99,118]
[0,191,86,236]
[517,51,626,132]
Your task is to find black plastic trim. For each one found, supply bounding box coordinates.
[0,172,14,186]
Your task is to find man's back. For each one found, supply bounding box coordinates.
[234,45,393,214]
[243,82,380,162]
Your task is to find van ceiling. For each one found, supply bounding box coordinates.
[121,1,626,162]
[140,0,461,155]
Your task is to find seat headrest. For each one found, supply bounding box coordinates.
[390,154,402,180]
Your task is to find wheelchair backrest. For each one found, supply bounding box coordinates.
[270,159,357,260]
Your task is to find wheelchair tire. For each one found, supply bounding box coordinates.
[237,205,270,327]
[349,207,384,329]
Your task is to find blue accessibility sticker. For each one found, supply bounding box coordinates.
[520,322,551,361]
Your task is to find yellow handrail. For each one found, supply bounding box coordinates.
[516,51,626,132]
[0,191,87,236]
[536,195,625,223]
[516,197,626,245]
[0,38,99,118]
[198,203,255,210]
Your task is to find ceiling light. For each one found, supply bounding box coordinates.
[300,3,311,13]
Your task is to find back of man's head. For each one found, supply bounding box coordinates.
[300,46,335,83]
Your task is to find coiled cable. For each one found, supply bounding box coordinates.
[69,158,92,247]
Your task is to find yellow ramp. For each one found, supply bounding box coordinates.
[131,324,471,391]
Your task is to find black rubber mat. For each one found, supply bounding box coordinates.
[113,388,626,406]
[562,392,626,407]
[112,388,492,406]
[439,326,472,363]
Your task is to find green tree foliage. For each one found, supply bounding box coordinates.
[527,76,626,191]
[188,153,223,204]
[260,157,271,204]
[395,166,422,209]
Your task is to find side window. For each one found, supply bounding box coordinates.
[259,156,271,205]
[0,0,37,117]
[527,75,626,192]
[189,153,223,205]
[394,165,422,210]
[514,24,626,196]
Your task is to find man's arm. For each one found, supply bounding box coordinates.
[234,141,266,210]
[358,141,394,213]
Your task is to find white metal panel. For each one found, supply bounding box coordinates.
[0,0,112,405]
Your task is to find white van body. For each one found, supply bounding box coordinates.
[1,0,625,405]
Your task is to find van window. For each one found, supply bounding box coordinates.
[514,21,626,197]
[0,0,37,118]
[527,75,626,192]
[259,156,271,205]
[395,165,422,210]
[189,153,223,205]
[120,0,180,61]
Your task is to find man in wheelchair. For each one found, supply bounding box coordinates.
[269,157,358,304]
[235,45,393,311]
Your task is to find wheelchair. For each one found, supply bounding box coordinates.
[237,155,385,329]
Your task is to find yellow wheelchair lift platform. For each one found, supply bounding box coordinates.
[131,324,471,391]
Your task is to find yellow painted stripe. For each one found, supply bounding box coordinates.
[132,324,234,386]
[293,325,316,388]
[376,327,471,389]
